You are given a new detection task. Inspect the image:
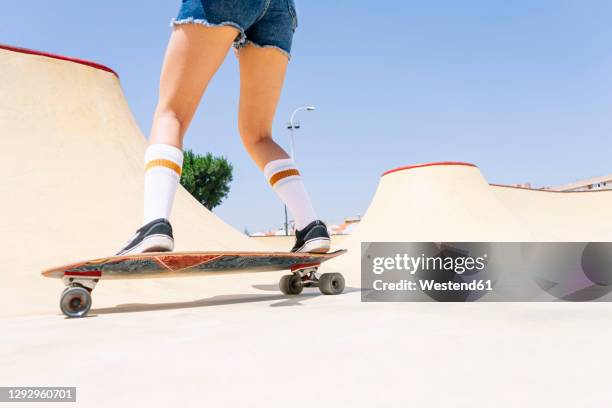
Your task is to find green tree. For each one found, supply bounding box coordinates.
[180,150,233,210]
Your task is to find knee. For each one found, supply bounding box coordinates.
[154,107,189,136]
[238,120,273,148]
[155,108,181,127]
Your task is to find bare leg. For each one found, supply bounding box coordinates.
[118,25,240,255]
[238,45,329,253]
[151,24,239,148]
[237,46,290,169]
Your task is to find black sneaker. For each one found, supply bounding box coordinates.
[291,220,331,253]
[116,218,174,255]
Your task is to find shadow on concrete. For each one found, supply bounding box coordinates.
[252,284,361,293]
[92,293,316,315]
[91,286,361,316]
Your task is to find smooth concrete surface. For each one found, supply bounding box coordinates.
[2,294,611,407]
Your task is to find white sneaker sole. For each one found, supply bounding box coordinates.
[295,237,331,253]
[119,235,174,256]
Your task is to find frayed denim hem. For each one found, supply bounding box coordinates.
[238,39,291,60]
[171,17,247,46]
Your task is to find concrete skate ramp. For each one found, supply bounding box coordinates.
[0,45,264,316]
[491,184,612,241]
[323,162,610,284]
[322,163,541,284]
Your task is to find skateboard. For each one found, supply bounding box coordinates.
[42,249,347,318]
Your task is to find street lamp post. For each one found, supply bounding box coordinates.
[283,106,316,235]
[287,106,316,161]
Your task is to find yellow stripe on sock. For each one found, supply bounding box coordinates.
[269,168,300,186]
[145,159,182,176]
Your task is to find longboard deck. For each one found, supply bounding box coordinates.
[42,250,347,280]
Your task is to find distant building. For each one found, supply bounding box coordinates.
[328,216,361,235]
[513,183,532,189]
[548,174,612,192]
[250,216,362,237]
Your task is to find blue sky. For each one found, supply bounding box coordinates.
[2,1,611,232]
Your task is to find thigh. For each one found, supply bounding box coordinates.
[238,45,289,140]
[157,24,238,132]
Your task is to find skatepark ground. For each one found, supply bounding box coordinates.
[2,45,612,406]
[4,296,612,407]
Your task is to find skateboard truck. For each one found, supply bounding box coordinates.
[59,272,100,318]
[279,263,345,296]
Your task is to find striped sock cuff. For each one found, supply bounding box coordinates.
[264,158,301,187]
[144,144,184,177]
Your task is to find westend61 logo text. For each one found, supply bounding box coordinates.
[371,253,487,275]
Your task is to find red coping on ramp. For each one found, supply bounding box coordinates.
[0,44,118,77]
[382,162,477,177]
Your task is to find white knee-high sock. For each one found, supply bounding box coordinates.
[263,158,317,231]
[143,144,183,225]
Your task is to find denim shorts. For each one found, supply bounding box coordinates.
[172,0,298,59]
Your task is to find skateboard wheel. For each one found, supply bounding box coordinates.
[279,274,303,295]
[318,273,345,295]
[60,286,92,318]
